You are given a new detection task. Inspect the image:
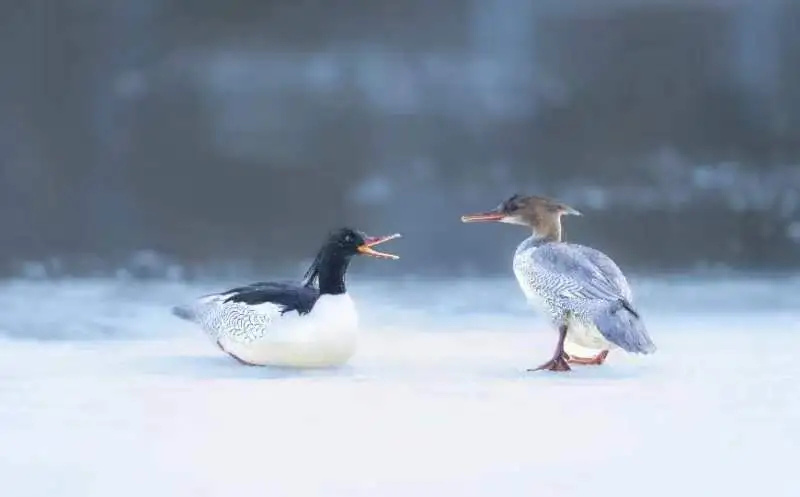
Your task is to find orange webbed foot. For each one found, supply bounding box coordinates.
[563,349,609,366]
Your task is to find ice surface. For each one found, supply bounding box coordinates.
[0,276,798,496]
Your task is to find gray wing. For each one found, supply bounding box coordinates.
[571,244,633,301]
[528,243,655,353]
[528,244,629,305]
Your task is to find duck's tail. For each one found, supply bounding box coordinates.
[593,299,656,354]
[171,304,196,322]
[171,293,226,324]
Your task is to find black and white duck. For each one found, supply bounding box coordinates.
[172,228,401,368]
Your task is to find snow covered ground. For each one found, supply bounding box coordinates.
[0,276,798,496]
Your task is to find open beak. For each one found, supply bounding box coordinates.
[460,210,505,223]
[357,233,401,260]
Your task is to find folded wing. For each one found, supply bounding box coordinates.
[529,244,656,354]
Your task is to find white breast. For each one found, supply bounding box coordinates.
[214,294,360,368]
[512,248,533,294]
[512,247,550,315]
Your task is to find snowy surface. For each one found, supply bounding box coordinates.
[0,276,798,496]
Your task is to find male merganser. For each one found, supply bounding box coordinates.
[171,228,401,368]
[461,194,655,372]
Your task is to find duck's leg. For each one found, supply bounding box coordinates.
[528,324,571,372]
[564,349,609,365]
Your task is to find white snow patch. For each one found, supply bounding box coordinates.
[0,327,798,496]
[0,277,798,496]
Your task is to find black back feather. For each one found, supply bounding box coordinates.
[223,282,321,315]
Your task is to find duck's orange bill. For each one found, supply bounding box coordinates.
[460,211,505,222]
[357,233,401,260]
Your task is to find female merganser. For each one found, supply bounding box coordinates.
[171,228,401,368]
[461,194,655,372]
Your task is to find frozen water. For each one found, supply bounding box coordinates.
[0,275,798,496]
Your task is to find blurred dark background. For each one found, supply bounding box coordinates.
[0,0,798,279]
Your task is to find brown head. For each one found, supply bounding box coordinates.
[460,194,581,242]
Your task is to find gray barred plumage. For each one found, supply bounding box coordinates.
[172,294,280,344]
[513,235,656,354]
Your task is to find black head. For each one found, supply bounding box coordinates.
[323,227,401,259]
[302,227,401,287]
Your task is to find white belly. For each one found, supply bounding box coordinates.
[564,314,616,353]
[215,294,359,368]
[220,333,357,368]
